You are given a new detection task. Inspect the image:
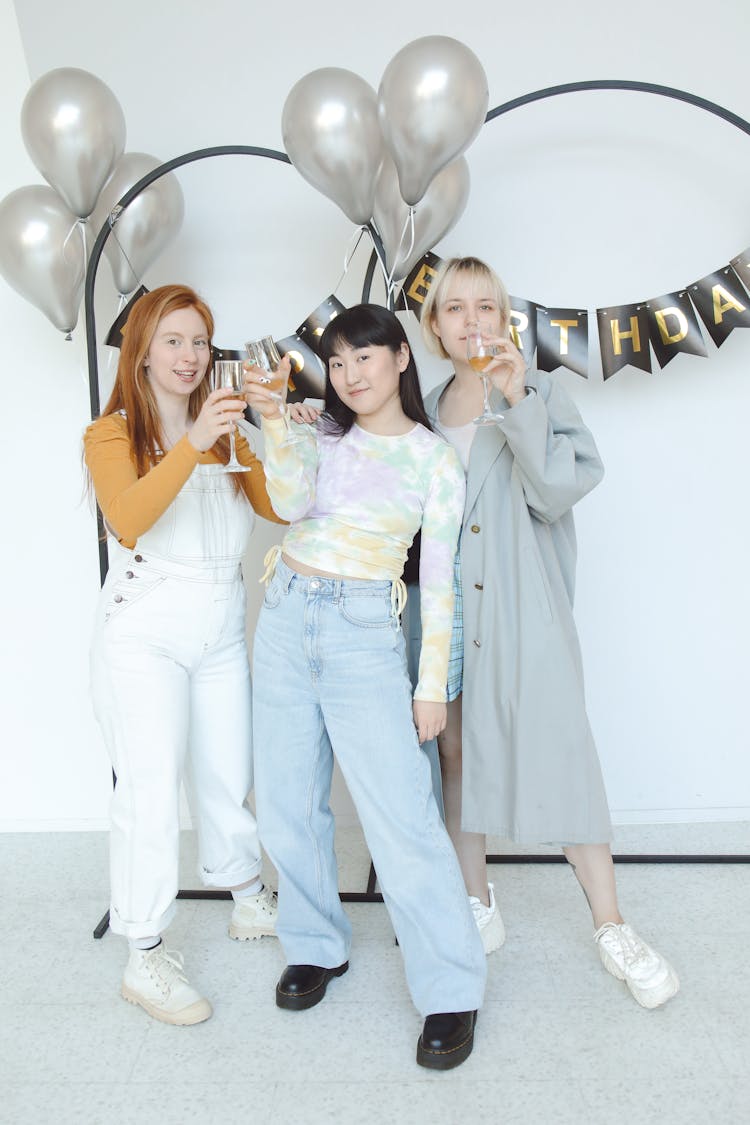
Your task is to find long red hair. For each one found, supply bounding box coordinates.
[101,284,234,477]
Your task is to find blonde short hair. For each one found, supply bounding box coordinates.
[421,256,511,359]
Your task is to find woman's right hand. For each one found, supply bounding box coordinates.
[187,388,246,452]
[288,401,322,425]
[242,355,292,419]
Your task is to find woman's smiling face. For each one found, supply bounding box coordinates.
[143,306,211,401]
[327,340,409,420]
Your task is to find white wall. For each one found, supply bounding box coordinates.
[2,0,749,831]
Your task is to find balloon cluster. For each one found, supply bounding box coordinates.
[282,36,487,287]
[0,67,184,336]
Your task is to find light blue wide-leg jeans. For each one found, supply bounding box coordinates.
[253,560,486,1018]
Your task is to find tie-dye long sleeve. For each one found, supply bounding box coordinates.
[260,418,465,701]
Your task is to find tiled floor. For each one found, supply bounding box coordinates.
[2,824,748,1124]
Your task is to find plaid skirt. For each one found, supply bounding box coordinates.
[446,548,464,702]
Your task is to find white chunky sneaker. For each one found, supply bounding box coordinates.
[469,882,506,954]
[228,884,278,941]
[121,945,212,1025]
[594,922,680,1009]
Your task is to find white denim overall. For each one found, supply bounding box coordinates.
[91,461,261,939]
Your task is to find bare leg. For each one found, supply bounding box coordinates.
[563,843,624,929]
[437,695,489,903]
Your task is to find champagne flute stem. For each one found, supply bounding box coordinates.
[482,374,492,415]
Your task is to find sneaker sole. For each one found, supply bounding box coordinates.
[417,1014,477,1071]
[628,967,681,1009]
[121,985,212,1026]
[598,950,681,1009]
[228,925,277,942]
[478,911,506,955]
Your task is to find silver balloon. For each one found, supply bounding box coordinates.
[0,185,85,333]
[373,155,470,282]
[282,68,384,225]
[90,153,184,295]
[21,67,126,219]
[378,36,488,207]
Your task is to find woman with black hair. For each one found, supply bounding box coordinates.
[243,303,486,1070]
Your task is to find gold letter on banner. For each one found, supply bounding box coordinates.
[654,308,688,344]
[646,291,707,368]
[509,310,528,350]
[550,319,578,353]
[537,306,588,377]
[712,285,746,323]
[689,267,750,346]
[610,316,641,356]
[508,296,538,360]
[401,251,443,319]
[598,305,651,379]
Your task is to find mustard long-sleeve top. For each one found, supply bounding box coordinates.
[84,414,284,548]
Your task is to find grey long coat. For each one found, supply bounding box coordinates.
[424,371,612,845]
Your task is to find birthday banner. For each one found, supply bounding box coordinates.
[107,246,750,395]
[401,248,750,380]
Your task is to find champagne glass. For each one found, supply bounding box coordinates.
[466,322,505,426]
[211,359,251,472]
[245,336,305,446]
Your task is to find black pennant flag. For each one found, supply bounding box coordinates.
[400,252,443,320]
[597,304,652,380]
[646,290,707,368]
[105,285,149,347]
[296,295,347,356]
[536,306,588,378]
[729,248,750,294]
[689,266,750,346]
[275,333,326,401]
[507,297,538,366]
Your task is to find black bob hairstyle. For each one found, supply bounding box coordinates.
[317,303,432,436]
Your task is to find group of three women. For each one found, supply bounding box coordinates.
[84,256,678,1072]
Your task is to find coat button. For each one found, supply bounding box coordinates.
[134,554,143,562]
[125,570,134,579]
[473,639,481,647]
[474,582,483,591]
[113,594,124,603]
[470,524,480,533]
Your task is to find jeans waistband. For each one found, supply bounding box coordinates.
[271,555,407,616]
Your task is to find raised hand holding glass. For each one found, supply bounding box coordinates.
[245,336,305,446]
[466,322,504,426]
[211,359,251,472]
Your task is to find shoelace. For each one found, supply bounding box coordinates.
[144,948,188,994]
[599,924,652,970]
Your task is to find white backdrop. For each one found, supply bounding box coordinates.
[2,0,749,831]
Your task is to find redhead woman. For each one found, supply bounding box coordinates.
[84,285,282,1025]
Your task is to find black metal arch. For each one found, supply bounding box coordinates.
[84,87,747,944]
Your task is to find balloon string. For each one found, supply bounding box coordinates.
[332,225,368,294]
[107,205,143,297]
[367,222,393,298]
[385,208,416,301]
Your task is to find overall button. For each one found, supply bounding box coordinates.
[470,524,480,533]
[113,594,124,604]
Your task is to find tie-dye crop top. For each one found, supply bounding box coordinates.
[261,415,466,702]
